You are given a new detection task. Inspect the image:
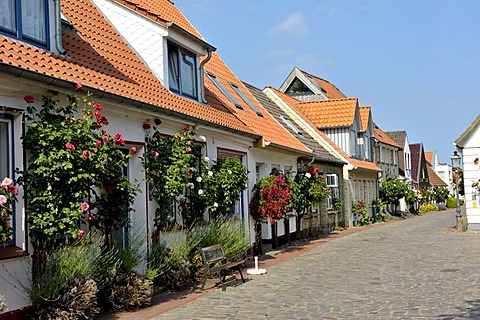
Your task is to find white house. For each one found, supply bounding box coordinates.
[455,114,480,231]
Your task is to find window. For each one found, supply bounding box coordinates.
[326,174,339,211]
[284,165,293,179]
[0,116,14,246]
[255,162,265,183]
[206,72,242,109]
[229,83,263,116]
[168,42,198,99]
[217,150,245,219]
[0,0,49,47]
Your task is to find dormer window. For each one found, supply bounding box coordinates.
[0,0,49,48]
[168,41,198,99]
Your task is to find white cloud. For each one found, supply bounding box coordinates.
[294,53,335,69]
[315,4,339,15]
[267,12,308,38]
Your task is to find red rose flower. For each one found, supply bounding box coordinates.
[187,147,192,153]
[181,126,187,131]
[82,150,90,159]
[154,118,161,125]
[150,150,159,158]
[76,83,84,91]
[114,133,123,143]
[102,136,109,143]
[95,140,101,148]
[81,202,89,211]
[87,215,94,224]
[143,123,151,130]
[102,130,108,135]
[24,95,35,104]
[93,102,103,111]
[130,146,137,154]
[77,230,85,238]
[66,142,75,151]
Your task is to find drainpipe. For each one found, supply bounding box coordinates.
[199,47,213,104]
[53,0,67,55]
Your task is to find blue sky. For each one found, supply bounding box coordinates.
[175,0,479,164]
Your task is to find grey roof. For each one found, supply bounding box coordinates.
[385,130,407,148]
[243,81,345,165]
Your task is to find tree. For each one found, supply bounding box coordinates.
[379,178,408,215]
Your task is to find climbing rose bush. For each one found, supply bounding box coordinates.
[250,172,292,224]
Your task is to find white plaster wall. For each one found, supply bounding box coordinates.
[91,0,168,84]
[461,134,480,225]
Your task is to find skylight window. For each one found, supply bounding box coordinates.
[206,72,242,109]
[281,116,302,135]
[229,83,263,117]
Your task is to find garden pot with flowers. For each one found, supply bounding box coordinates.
[249,170,293,253]
[352,201,370,226]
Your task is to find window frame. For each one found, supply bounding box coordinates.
[229,82,263,116]
[0,0,50,49]
[206,72,242,109]
[0,116,15,247]
[167,41,199,100]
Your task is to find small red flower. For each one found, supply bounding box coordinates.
[66,142,75,151]
[102,136,109,143]
[143,123,151,130]
[24,95,35,104]
[87,215,94,224]
[181,126,187,131]
[114,133,123,143]
[95,140,101,148]
[102,130,108,135]
[82,150,90,159]
[154,118,161,125]
[150,150,159,158]
[76,83,84,91]
[93,102,103,111]
[187,147,192,153]
[130,146,137,154]
[77,230,85,238]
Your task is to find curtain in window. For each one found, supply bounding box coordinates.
[180,52,196,97]
[22,0,46,42]
[168,49,180,92]
[0,0,15,31]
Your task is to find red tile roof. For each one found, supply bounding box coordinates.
[266,87,381,172]
[427,166,447,187]
[296,98,358,129]
[0,0,311,154]
[358,106,370,132]
[299,70,346,100]
[374,124,401,148]
[425,151,433,166]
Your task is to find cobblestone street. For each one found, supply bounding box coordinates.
[152,209,480,319]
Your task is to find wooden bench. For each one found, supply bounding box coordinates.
[199,244,246,291]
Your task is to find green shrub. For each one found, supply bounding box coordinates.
[419,204,439,213]
[194,217,249,261]
[447,197,458,209]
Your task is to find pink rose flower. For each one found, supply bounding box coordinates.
[181,126,187,131]
[24,95,35,104]
[95,140,101,148]
[66,142,75,151]
[81,202,89,211]
[150,150,159,158]
[82,150,90,159]
[102,136,109,143]
[1,177,13,187]
[0,195,7,205]
[77,230,85,238]
[130,146,137,154]
[76,83,84,91]
[187,147,192,153]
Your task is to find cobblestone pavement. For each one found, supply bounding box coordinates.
[152,209,480,320]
